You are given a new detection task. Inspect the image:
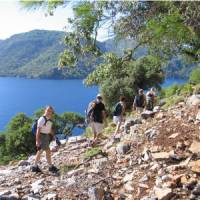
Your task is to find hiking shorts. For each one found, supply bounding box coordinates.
[113,116,122,124]
[40,133,51,150]
[89,122,104,134]
[136,107,143,113]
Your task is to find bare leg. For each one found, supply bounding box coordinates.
[114,121,121,137]
[45,148,52,165]
[34,150,43,166]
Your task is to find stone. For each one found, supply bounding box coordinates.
[186,95,200,107]
[139,175,149,183]
[192,184,200,195]
[189,141,200,154]
[0,190,11,196]
[152,152,170,160]
[196,111,200,121]
[43,193,57,200]
[154,187,174,200]
[91,157,108,169]
[123,172,135,183]
[68,136,86,144]
[145,128,157,140]
[116,143,130,154]
[124,117,142,134]
[168,133,179,139]
[189,160,200,174]
[124,182,134,193]
[141,110,155,119]
[18,160,30,166]
[88,187,104,200]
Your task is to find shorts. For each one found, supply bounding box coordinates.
[113,116,122,124]
[136,107,143,113]
[40,133,51,150]
[89,122,104,134]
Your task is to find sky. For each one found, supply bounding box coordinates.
[0,0,108,41]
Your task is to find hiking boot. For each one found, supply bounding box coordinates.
[49,165,59,173]
[31,165,42,173]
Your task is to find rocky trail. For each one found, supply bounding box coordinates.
[1,95,200,200]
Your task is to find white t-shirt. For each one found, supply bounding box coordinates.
[37,116,52,134]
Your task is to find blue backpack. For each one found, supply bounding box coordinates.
[31,116,48,136]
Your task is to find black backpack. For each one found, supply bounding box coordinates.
[135,95,144,107]
[113,102,123,116]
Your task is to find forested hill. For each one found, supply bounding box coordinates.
[0,30,96,79]
[0,30,194,79]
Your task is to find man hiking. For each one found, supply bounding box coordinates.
[31,106,59,173]
[86,94,106,143]
[133,89,146,113]
[113,96,126,138]
[146,87,157,111]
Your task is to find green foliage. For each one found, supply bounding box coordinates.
[162,84,181,98]
[85,53,164,108]
[179,83,193,96]
[84,147,102,159]
[83,127,93,139]
[162,95,185,109]
[0,113,35,164]
[193,84,200,94]
[189,66,200,84]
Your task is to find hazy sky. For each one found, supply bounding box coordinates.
[0,0,108,41]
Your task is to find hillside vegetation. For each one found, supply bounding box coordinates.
[0,29,195,79]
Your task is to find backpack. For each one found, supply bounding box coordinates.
[31,116,48,136]
[85,101,96,125]
[135,94,144,107]
[113,102,123,116]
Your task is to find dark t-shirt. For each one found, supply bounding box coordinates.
[93,102,105,123]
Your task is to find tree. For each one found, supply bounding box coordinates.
[4,113,35,158]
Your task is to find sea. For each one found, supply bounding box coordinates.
[0,77,186,133]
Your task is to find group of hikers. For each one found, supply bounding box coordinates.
[31,88,156,174]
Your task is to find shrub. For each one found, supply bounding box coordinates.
[84,147,102,159]
[189,66,200,84]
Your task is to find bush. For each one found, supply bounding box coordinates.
[189,66,200,84]
[162,95,185,108]
[84,147,102,159]
[179,83,193,96]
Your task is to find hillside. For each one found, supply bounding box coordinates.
[0,30,196,79]
[1,95,200,199]
[0,30,96,79]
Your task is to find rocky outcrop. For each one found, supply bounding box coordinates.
[1,97,200,199]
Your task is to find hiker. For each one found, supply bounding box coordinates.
[146,87,157,111]
[133,89,146,113]
[113,96,126,137]
[31,106,59,173]
[86,94,106,142]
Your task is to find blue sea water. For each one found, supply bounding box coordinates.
[0,78,98,132]
[0,77,187,132]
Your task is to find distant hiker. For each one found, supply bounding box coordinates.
[146,87,157,111]
[31,106,59,173]
[86,94,106,142]
[133,89,146,113]
[113,96,126,137]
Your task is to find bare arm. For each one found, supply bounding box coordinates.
[36,127,41,148]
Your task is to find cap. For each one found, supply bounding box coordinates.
[96,94,102,99]
[139,89,143,93]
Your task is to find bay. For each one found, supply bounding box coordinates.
[0,77,186,132]
[0,77,98,132]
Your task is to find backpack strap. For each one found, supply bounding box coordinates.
[42,115,52,126]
